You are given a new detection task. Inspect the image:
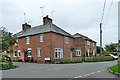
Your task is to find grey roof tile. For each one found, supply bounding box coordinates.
[16,23,73,38]
[73,33,96,43]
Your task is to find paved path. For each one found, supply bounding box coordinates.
[2,61,119,78]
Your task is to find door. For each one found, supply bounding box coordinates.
[22,52,24,61]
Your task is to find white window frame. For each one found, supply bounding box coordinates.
[55,48,63,58]
[40,35,44,42]
[18,50,21,57]
[14,50,17,57]
[65,37,69,44]
[37,48,41,57]
[93,42,94,46]
[93,50,95,56]
[26,36,30,44]
[76,50,81,56]
[87,40,90,46]
[28,48,32,57]
[87,49,89,56]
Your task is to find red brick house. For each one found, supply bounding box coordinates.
[9,15,97,62]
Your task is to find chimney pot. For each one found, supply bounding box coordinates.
[22,23,31,31]
[43,15,52,25]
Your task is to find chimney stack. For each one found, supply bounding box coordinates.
[43,15,52,25]
[22,23,31,31]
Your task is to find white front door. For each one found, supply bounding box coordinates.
[22,52,24,61]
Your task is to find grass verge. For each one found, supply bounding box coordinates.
[110,64,120,73]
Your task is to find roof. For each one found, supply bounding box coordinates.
[73,33,97,43]
[16,23,73,38]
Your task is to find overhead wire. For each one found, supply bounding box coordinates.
[104,0,113,26]
[100,0,107,24]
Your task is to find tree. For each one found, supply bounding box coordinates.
[105,44,117,53]
[0,27,17,51]
[96,46,104,54]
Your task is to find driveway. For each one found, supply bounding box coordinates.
[2,61,119,78]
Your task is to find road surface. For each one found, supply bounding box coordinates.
[2,61,119,78]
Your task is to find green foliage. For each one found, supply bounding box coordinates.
[52,57,83,64]
[110,64,120,73]
[84,56,114,62]
[105,44,117,53]
[34,61,37,63]
[96,46,104,54]
[0,55,15,70]
[0,27,17,51]
[29,57,33,62]
[52,56,114,64]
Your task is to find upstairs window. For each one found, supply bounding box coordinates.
[28,48,31,57]
[26,36,29,44]
[40,35,44,42]
[15,39,18,46]
[76,50,81,56]
[37,48,41,57]
[87,40,90,46]
[93,42,94,46]
[18,50,21,57]
[65,37,69,44]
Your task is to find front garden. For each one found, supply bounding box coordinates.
[0,55,15,70]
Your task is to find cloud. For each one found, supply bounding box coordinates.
[1,1,118,47]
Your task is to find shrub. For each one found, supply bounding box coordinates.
[84,56,114,62]
[52,56,114,64]
[0,62,15,70]
[29,57,33,62]
[52,57,83,64]
[34,61,37,63]
[0,55,15,70]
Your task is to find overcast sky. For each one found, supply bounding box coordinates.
[0,0,119,48]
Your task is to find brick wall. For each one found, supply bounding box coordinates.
[85,40,96,56]
[17,32,74,62]
[11,32,96,62]
[73,38,85,57]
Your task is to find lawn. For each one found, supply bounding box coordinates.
[110,64,120,73]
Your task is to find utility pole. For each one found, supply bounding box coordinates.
[100,23,102,56]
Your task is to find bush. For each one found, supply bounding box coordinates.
[84,56,114,62]
[29,57,33,62]
[0,62,15,70]
[34,61,37,63]
[52,57,83,64]
[0,55,15,70]
[52,56,114,64]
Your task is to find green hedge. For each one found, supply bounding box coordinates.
[52,56,114,64]
[52,57,83,64]
[84,56,114,62]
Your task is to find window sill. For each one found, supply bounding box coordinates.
[28,56,32,57]
[26,43,29,44]
[14,56,17,57]
[40,41,44,43]
[37,56,41,58]
[76,55,81,56]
